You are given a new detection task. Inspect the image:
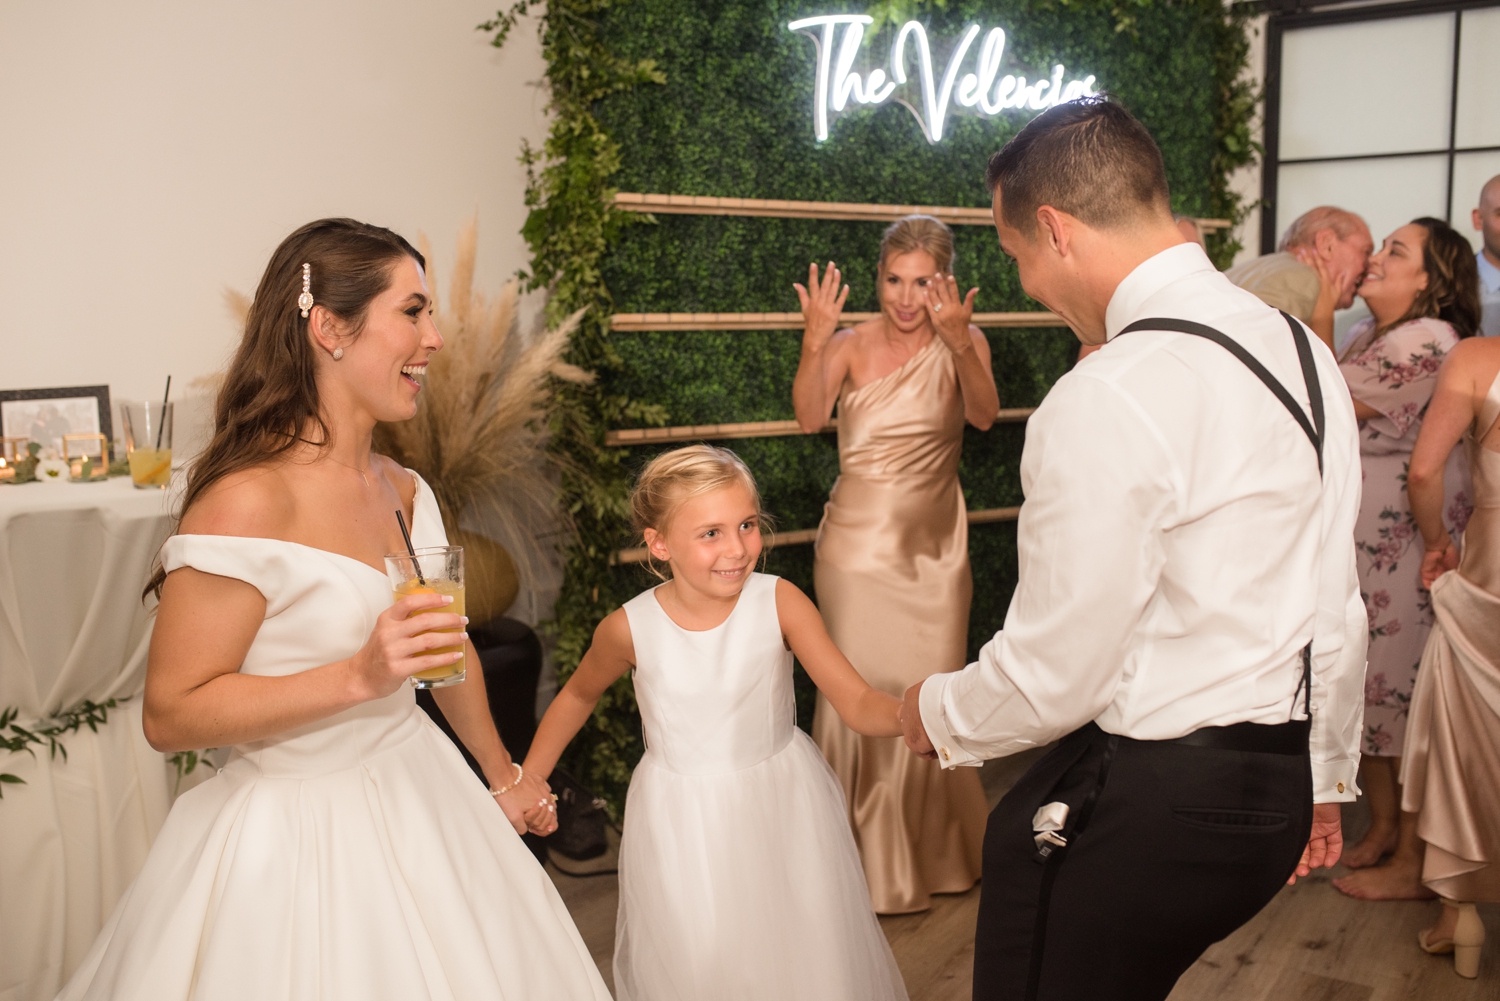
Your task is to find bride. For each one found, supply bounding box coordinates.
[59,218,610,1000]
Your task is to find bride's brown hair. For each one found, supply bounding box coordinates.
[145,218,424,598]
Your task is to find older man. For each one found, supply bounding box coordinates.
[1225,207,1373,322]
[1475,174,1500,338]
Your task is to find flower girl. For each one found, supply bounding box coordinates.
[524,445,910,1000]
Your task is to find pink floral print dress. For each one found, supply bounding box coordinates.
[1339,316,1472,757]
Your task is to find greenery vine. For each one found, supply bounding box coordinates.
[484,0,1259,817]
[483,0,667,815]
[1208,3,1262,266]
[0,698,118,797]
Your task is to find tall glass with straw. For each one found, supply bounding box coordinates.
[121,376,174,489]
[384,510,466,688]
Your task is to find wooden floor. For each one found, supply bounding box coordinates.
[546,749,1497,999]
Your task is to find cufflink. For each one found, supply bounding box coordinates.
[940,747,951,761]
[1338,782,1345,794]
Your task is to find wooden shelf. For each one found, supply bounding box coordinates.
[615,192,996,225]
[611,311,1067,331]
[604,409,1035,446]
[613,506,1022,564]
[614,192,1231,231]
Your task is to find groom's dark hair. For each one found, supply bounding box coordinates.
[985,96,1171,236]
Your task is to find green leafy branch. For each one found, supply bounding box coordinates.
[168,749,216,795]
[0,698,118,797]
[483,0,667,816]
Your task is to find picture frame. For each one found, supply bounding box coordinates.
[0,385,113,461]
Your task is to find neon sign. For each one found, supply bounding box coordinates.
[789,15,1098,143]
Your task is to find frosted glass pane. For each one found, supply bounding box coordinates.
[1280,15,1453,160]
[1276,155,1448,251]
[1455,8,1500,149]
[1451,150,1500,253]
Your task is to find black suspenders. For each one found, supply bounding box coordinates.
[1114,309,1324,720]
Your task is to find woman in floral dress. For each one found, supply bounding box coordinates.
[1312,218,1480,901]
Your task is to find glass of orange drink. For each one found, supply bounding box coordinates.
[384,545,466,688]
[120,401,174,489]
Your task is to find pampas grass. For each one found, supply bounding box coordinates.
[373,219,589,620]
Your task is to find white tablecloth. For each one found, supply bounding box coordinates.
[0,476,198,1001]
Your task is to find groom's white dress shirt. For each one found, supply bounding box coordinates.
[919,243,1366,803]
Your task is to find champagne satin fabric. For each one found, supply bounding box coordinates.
[1401,371,1500,902]
[811,337,988,914]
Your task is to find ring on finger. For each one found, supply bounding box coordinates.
[932,302,943,312]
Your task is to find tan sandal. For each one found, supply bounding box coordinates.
[1418,928,1455,955]
[1453,902,1484,979]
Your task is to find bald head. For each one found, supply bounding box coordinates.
[1476,174,1500,263]
[1482,175,1500,209]
[1278,206,1374,310]
[1278,207,1368,253]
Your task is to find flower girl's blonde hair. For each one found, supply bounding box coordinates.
[631,444,773,580]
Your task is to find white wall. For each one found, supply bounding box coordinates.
[0,0,547,450]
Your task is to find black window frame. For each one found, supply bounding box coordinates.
[1261,0,1500,252]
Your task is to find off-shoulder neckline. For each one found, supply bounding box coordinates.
[168,470,432,580]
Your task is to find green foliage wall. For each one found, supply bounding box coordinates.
[495,0,1254,813]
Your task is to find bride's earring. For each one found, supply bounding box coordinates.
[332,348,344,360]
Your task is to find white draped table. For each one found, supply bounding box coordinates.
[0,476,199,1001]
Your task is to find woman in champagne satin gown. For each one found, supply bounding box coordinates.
[1402,335,1500,978]
[791,216,998,913]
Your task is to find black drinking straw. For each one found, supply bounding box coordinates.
[395,509,427,585]
[154,375,172,450]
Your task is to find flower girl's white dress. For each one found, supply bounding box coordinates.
[615,572,908,1000]
[58,475,610,1001]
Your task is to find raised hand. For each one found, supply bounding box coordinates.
[921,273,979,356]
[348,592,466,701]
[793,261,849,355]
[1295,247,1340,350]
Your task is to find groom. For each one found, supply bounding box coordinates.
[900,97,1367,1001]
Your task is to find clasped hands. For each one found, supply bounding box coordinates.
[491,766,559,837]
[899,680,937,760]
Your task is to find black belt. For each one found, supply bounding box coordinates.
[1155,717,1310,756]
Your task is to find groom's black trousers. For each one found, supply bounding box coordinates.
[971,721,1312,1001]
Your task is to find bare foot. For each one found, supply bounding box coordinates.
[1341,827,1397,869]
[1333,858,1437,900]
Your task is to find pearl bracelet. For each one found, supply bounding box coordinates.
[489,762,524,796]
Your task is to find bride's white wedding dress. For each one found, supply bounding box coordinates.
[58,475,610,1000]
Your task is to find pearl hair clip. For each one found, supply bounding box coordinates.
[298,263,314,318]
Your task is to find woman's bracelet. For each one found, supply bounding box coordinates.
[489,762,524,796]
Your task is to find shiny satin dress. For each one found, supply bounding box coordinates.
[812,335,988,914]
[1402,366,1500,901]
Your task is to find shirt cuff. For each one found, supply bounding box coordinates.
[1311,757,1360,803]
[918,673,983,769]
